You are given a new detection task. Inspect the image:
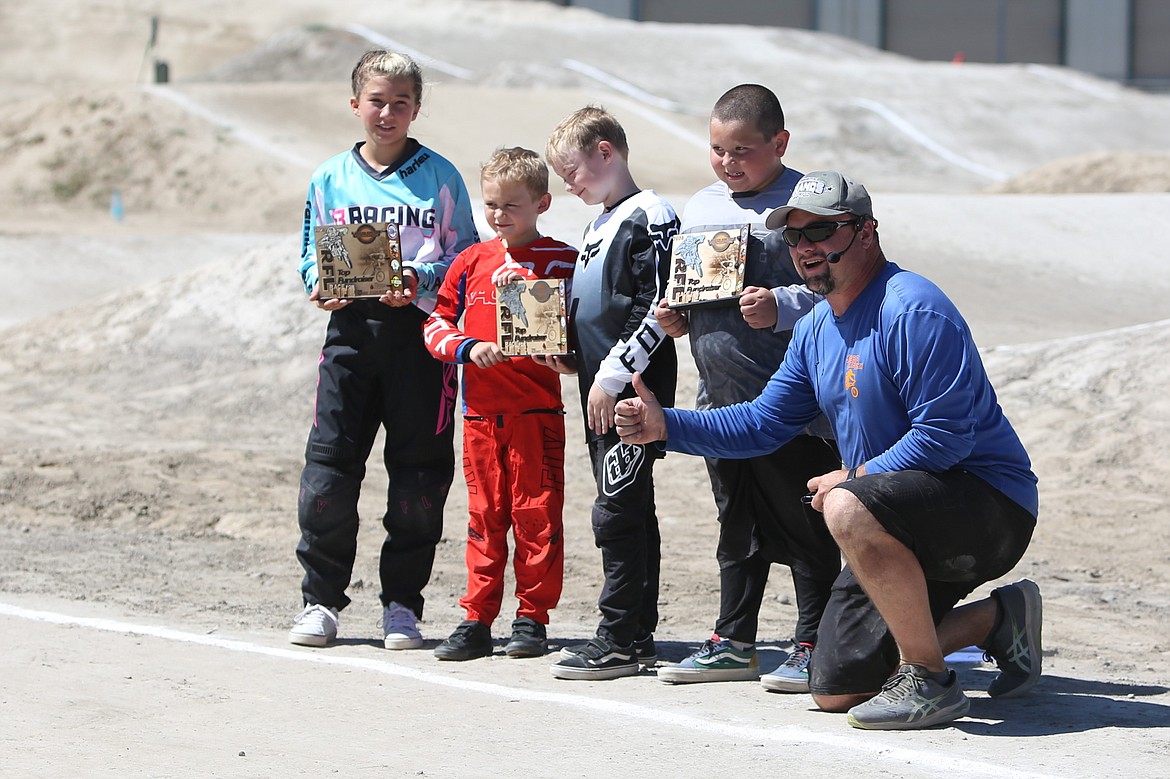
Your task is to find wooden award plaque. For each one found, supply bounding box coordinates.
[664,225,748,309]
[314,222,404,299]
[496,278,570,356]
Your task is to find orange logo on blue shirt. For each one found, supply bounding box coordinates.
[845,354,863,398]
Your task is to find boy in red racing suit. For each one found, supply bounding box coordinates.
[423,147,577,660]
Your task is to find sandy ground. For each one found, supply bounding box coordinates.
[1,1,1169,776]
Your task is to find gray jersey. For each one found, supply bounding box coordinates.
[681,170,818,410]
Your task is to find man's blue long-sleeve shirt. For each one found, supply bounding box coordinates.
[664,262,1038,517]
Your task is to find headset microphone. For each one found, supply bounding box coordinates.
[826,251,843,264]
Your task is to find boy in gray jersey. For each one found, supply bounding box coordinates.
[654,85,840,693]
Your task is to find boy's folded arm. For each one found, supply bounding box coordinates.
[421,313,475,363]
[455,338,484,363]
[770,283,821,332]
[593,312,669,397]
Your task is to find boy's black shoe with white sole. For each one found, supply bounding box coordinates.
[505,617,547,658]
[550,635,639,680]
[434,620,493,661]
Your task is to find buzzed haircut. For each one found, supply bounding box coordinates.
[481,146,550,201]
[350,49,424,103]
[546,105,630,167]
[711,84,786,140]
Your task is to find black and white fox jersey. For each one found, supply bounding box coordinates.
[569,189,680,409]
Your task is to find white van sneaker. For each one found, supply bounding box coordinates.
[288,604,339,647]
[381,602,423,649]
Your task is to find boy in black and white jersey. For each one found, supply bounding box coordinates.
[542,106,679,680]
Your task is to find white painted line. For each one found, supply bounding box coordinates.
[848,98,1010,181]
[343,24,475,81]
[560,59,703,116]
[1,601,1066,779]
[1024,64,1121,102]
[604,95,710,153]
[554,60,709,152]
[986,316,1170,353]
[552,60,706,152]
[141,85,316,170]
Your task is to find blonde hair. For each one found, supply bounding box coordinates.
[545,105,629,168]
[350,49,424,102]
[481,147,550,201]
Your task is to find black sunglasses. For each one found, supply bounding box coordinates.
[780,219,859,248]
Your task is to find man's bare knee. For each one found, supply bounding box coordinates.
[812,691,872,713]
[822,488,875,543]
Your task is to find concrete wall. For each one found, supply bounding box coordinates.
[883,0,1061,64]
[1133,0,1170,87]
[638,0,811,27]
[562,0,1170,87]
[816,0,882,48]
[1065,0,1130,80]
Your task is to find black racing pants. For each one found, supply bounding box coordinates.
[295,303,456,617]
[708,434,843,645]
[587,431,661,647]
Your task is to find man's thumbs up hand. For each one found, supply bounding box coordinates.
[615,372,667,444]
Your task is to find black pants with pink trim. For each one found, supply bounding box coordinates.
[295,303,456,618]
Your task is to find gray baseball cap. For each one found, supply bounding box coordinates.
[765,170,873,230]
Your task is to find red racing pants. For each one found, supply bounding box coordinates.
[460,411,565,626]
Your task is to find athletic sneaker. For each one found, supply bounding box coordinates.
[981,578,1043,698]
[760,641,813,693]
[288,603,338,647]
[847,664,971,730]
[633,634,658,667]
[505,617,547,658]
[559,634,657,667]
[658,636,759,684]
[381,602,423,650]
[434,619,493,661]
[550,636,639,680]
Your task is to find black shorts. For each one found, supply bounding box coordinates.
[809,469,1036,697]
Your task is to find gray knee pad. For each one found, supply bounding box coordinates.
[298,463,360,533]
[591,503,643,545]
[383,473,449,546]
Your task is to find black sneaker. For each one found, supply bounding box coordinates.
[633,634,658,667]
[559,633,657,667]
[550,636,639,680]
[434,620,493,661]
[980,578,1043,698]
[505,617,547,658]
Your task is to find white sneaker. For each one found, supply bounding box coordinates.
[381,602,423,649]
[288,604,339,647]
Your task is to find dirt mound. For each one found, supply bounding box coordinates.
[0,240,312,445]
[986,150,1170,193]
[0,239,314,535]
[0,89,304,230]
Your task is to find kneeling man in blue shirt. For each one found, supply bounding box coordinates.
[616,170,1042,730]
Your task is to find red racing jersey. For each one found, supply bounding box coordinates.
[423,236,577,416]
